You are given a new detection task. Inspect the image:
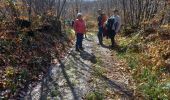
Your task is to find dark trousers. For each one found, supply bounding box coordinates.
[109,30,116,46]
[76,33,84,49]
[97,27,103,44]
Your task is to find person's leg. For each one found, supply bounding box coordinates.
[97,28,101,43]
[76,33,81,51]
[97,27,103,45]
[111,37,115,47]
[111,31,116,47]
[79,34,84,49]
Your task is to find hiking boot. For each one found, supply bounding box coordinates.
[75,48,80,52]
[79,47,84,51]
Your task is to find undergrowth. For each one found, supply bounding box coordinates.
[114,29,170,99]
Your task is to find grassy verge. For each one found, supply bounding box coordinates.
[114,32,170,99]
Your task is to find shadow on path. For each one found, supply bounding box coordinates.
[38,49,96,100]
[101,44,111,49]
[26,35,134,100]
[57,58,79,100]
[80,50,97,64]
[84,37,93,42]
[37,54,80,100]
[101,75,134,99]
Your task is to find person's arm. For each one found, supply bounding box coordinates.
[116,16,121,33]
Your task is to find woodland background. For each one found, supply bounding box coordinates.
[0,0,170,99]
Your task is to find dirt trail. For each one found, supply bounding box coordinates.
[25,32,134,100]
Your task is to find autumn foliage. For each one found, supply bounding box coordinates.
[0,0,72,99]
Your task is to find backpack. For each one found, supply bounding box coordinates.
[106,17,115,31]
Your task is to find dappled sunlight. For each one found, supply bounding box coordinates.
[1,0,170,99]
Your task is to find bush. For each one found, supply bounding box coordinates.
[158,29,170,40]
[143,27,157,36]
[128,44,142,53]
[122,26,136,36]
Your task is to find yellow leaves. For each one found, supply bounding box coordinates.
[161,24,170,29]
[5,67,15,78]
[47,10,54,16]
[141,21,150,25]
[156,60,166,67]
[143,35,170,72]
[0,2,6,8]
[0,67,16,89]
[139,55,151,67]
[19,16,28,20]
[3,79,12,89]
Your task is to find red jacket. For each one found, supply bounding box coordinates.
[73,19,86,34]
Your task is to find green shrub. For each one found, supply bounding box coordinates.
[85,91,104,100]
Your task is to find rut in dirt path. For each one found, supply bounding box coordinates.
[25,33,134,100]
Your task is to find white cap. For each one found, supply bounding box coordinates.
[77,13,82,17]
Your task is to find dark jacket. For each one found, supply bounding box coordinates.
[98,15,102,27]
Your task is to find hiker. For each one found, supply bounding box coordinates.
[106,9,121,47]
[73,13,86,52]
[101,13,109,39]
[97,9,104,45]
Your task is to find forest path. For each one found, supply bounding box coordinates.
[25,32,134,100]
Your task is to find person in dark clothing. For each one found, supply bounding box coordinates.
[107,9,121,47]
[97,9,104,45]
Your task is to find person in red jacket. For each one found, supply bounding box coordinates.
[74,13,86,51]
[101,13,109,39]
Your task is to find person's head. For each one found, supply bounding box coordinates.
[98,9,102,15]
[101,13,106,16]
[113,9,119,15]
[77,13,83,19]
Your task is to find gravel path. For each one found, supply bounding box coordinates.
[25,33,134,100]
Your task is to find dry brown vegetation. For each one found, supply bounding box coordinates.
[0,0,170,99]
[0,0,75,99]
